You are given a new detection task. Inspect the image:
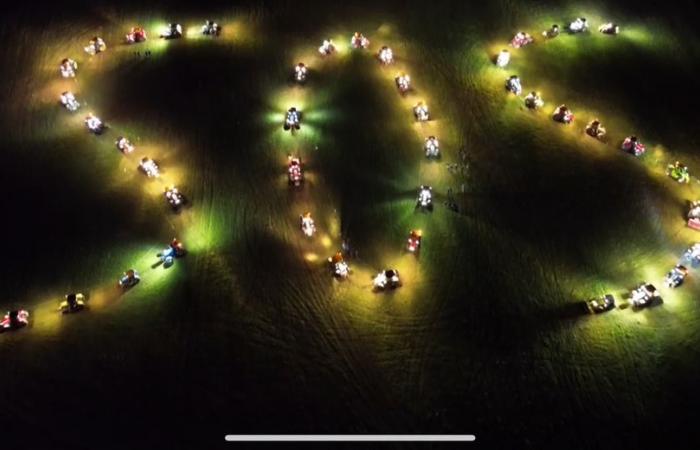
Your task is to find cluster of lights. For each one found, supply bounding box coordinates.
[288,155,303,185]
[328,251,349,278]
[202,20,221,36]
[300,212,316,237]
[568,17,588,33]
[373,269,400,290]
[510,31,533,48]
[496,50,510,68]
[552,104,574,124]
[621,136,645,156]
[395,73,411,93]
[160,23,183,39]
[84,113,104,133]
[585,119,606,139]
[115,136,135,154]
[294,63,307,82]
[318,39,335,56]
[59,293,86,314]
[505,75,522,95]
[667,161,690,183]
[524,91,543,110]
[424,136,440,158]
[165,186,184,209]
[119,270,141,288]
[1,310,29,331]
[417,185,433,209]
[413,102,430,122]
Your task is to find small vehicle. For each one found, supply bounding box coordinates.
[510,32,533,48]
[542,24,560,39]
[294,63,308,83]
[586,294,615,314]
[328,251,349,278]
[350,32,370,49]
[505,75,522,95]
[665,265,688,288]
[85,114,104,133]
[667,161,690,183]
[413,102,430,122]
[288,156,303,186]
[84,37,106,55]
[621,136,645,156]
[159,239,186,267]
[524,91,544,109]
[165,186,184,210]
[300,212,316,237]
[373,269,401,290]
[407,229,422,253]
[60,58,78,78]
[552,104,574,124]
[160,23,183,39]
[1,310,29,332]
[59,293,86,313]
[630,283,660,308]
[318,39,336,56]
[378,46,394,64]
[126,27,147,43]
[568,18,588,33]
[115,137,135,154]
[424,136,440,158]
[683,243,700,265]
[495,49,510,68]
[599,23,619,35]
[284,107,301,131]
[60,91,80,112]
[395,73,411,94]
[202,20,221,36]
[688,202,700,230]
[585,119,606,139]
[417,185,433,210]
[119,270,141,288]
[139,157,160,177]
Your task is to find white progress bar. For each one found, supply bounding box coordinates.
[225,435,475,442]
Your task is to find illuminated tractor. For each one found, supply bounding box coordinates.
[350,32,370,49]
[665,265,688,288]
[568,18,588,33]
[378,46,394,64]
[284,107,301,131]
[495,49,510,68]
[510,31,533,48]
[59,293,86,313]
[288,156,303,186]
[202,20,221,36]
[407,229,422,253]
[300,212,316,237]
[621,136,645,156]
[585,119,606,139]
[599,23,619,35]
[60,91,80,112]
[630,283,660,308]
[294,63,308,83]
[60,58,78,78]
[586,294,615,314]
[395,73,411,94]
[165,186,184,210]
[139,157,160,178]
[667,161,690,183]
[115,136,135,154]
[328,251,350,279]
[126,27,147,43]
[159,238,186,267]
[413,102,430,122]
[119,270,141,288]
[524,91,544,110]
[84,113,104,134]
[318,39,336,56]
[373,269,401,290]
[424,136,440,158]
[505,75,522,95]
[160,23,183,39]
[417,185,433,210]
[688,201,700,230]
[1,310,29,332]
[552,104,574,124]
[542,24,560,39]
[84,37,106,55]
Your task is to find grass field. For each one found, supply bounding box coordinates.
[2,0,700,448]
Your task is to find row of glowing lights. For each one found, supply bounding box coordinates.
[287,32,440,291]
[1,21,228,330]
[495,17,700,313]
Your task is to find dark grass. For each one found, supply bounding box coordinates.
[2,1,700,449]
